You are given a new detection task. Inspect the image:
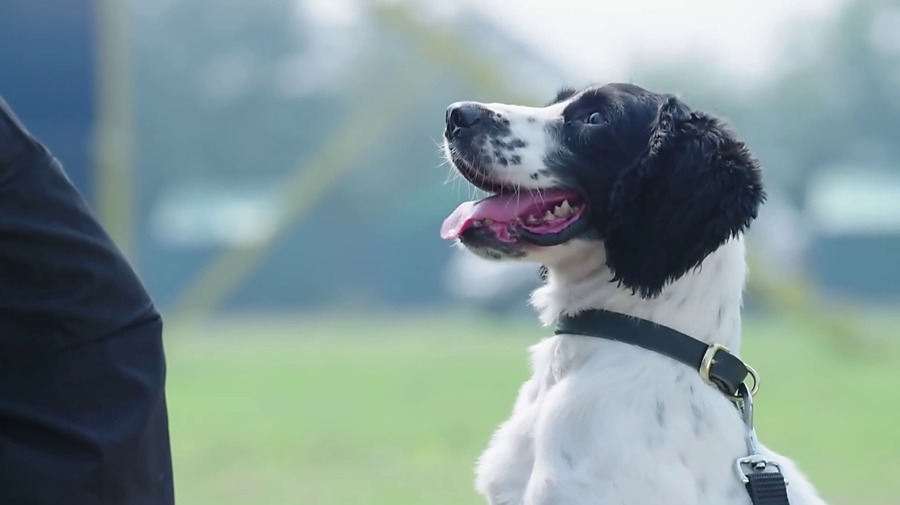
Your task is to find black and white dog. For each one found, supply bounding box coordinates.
[440,83,827,505]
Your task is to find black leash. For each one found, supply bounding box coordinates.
[555,309,790,505]
[735,383,792,505]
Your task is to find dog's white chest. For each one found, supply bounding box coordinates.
[473,335,826,505]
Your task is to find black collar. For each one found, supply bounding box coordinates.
[555,309,755,399]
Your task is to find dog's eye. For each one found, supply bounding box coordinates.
[586,112,605,125]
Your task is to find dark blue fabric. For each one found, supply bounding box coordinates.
[0,97,174,504]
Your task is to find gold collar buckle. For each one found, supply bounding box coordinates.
[700,343,760,401]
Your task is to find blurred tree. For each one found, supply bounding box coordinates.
[755,0,900,202]
[131,0,342,187]
[131,0,346,306]
[130,0,495,312]
[633,0,900,204]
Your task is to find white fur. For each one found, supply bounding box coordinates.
[487,101,567,189]
[446,100,569,191]
[473,237,828,505]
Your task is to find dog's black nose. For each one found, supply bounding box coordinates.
[446,102,486,132]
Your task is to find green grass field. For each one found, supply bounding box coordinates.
[164,312,899,505]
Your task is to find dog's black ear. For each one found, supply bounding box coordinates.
[603,96,765,298]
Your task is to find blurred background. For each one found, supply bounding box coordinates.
[2,0,899,503]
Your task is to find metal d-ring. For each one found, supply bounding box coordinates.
[726,360,760,403]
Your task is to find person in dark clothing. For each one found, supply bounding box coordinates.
[0,97,174,504]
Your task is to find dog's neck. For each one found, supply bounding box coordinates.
[531,237,748,351]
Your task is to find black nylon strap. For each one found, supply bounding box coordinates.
[745,471,791,505]
[555,309,750,397]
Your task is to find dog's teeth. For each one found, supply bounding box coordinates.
[472,220,483,228]
[483,219,493,225]
[527,215,539,224]
[553,205,569,218]
[544,210,555,221]
[561,200,573,213]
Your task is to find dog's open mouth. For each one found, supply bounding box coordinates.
[440,189,590,247]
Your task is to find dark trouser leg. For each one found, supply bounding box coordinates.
[0,320,174,505]
[0,97,175,504]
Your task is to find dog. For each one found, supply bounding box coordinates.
[439,83,827,505]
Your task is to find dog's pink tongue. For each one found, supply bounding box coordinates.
[440,190,567,240]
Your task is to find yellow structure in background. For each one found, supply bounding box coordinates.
[94,0,136,262]
[168,68,433,321]
[168,3,524,322]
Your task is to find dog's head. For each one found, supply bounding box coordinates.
[440,83,765,298]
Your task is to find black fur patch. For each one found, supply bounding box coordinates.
[548,86,577,106]
[602,97,765,298]
[459,228,527,260]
